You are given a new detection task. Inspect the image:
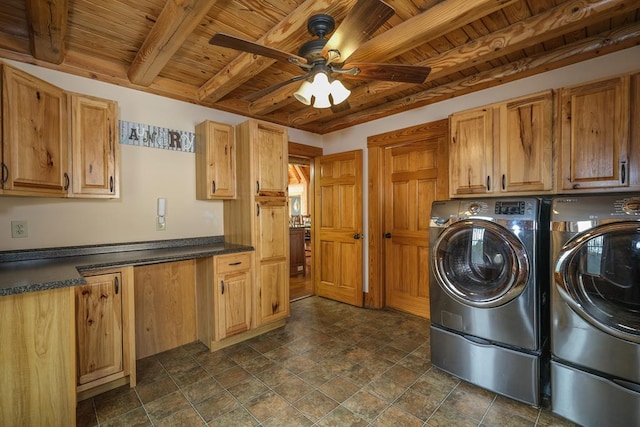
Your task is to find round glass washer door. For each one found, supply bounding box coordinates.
[432,219,530,308]
[555,221,640,343]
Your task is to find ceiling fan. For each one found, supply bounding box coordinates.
[209,0,431,109]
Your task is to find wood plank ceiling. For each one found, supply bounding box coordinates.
[0,0,638,134]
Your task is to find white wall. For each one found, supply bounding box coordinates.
[321,45,640,291]
[0,60,322,250]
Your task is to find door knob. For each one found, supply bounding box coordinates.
[353,233,361,240]
[383,232,392,238]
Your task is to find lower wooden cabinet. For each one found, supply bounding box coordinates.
[196,252,254,350]
[75,267,135,398]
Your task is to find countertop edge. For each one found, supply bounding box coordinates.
[0,240,254,297]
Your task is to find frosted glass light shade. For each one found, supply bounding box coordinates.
[330,80,350,105]
[293,81,313,105]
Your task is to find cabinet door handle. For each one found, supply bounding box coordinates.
[221,280,225,295]
[486,176,490,191]
[0,162,8,185]
[114,276,119,295]
[109,176,114,193]
[256,180,260,194]
[256,204,260,216]
[229,261,242,266]
[501,174,506,190]
[211,180,216,194]
[621,163,626,184]
[64,172,70,191]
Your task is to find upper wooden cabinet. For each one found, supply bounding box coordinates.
[247,120,288,197]
[449,91,553,197]
[69,92,120,198]
[75,267,135,399]
[0,62,70,197]
[195,120,236,200]
[449,106,494,196]
[558,75,631,192]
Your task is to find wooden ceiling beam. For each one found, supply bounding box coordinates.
[249,0,518,115]
[197,0,352,103]
[289,0,636,126]
[316,22,640,134]
[25,0,68,64]
[127,0,218,86]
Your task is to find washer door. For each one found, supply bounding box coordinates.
[432,219,530,308]
[555,221,640,343]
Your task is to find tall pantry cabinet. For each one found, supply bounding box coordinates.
[224,119,290,327]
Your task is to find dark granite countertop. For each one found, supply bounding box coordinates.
[0,236,253,296]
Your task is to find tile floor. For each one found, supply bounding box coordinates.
[77,296,576,426]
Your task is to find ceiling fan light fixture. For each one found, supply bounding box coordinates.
[294,69,351,108]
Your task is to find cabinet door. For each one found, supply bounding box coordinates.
[195,120,236,199]
[255,200,289,325]
[215,267,251,340]
[559,76,630,191]
[1,64,69,196]
[70,93,119,198]
[253,121,288,196]
[75,272,123,386]
[449,107,494,196]
[499,91,553,193]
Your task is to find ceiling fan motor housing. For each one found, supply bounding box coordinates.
[298,14,335,63]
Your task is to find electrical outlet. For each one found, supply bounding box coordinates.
[11,220,28,238]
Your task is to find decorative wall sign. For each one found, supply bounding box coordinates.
[119,120,195,153]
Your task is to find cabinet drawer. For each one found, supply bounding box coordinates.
[215,252,252,274]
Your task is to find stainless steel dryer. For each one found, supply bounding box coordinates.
[550,195,640,427]
[429,197,549,406]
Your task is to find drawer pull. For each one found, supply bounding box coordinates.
[229,261,242,266]
[114,276,119,295]
[221,280,225,295]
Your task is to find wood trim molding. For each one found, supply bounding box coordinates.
[366,119,449,309]
[289,141,323,158]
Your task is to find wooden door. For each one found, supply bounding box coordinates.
[449,107,494,196]
[1,63,69,196]
[255,199,290,325]
[75,272,123,385]
[195,120,236,199]
[383,137,448,318]
[70,93,119,197]
[499,91,553,193]
[559,76,631,191]
[314,150,364,307]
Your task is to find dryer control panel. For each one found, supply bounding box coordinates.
[495,200,526,215]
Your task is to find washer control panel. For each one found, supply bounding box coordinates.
[495,200,526,215]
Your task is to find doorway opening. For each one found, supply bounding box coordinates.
[289,157,313,301]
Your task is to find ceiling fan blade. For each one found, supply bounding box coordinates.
[243,73,311,102]
[210,33,307,65]
[322,0,394,63]
[341,62,431,84]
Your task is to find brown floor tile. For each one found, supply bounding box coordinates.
[343,390,389,422]
[194,390,240,423]
[440,382,495,421]
[373,405,424,427]
[182,377,224,404]
[536,408,579,426]
[383,364,422,387]
[94,388,142,423]
[318,376,360,403]
[226,345,261,364]
[254,365,297,387]
[316,405,369,426]
[75,398,97,427]
[238,354,277,374]
[398,352,433,374]
[143,391,192,423]
[395,388,442,421]
[293,390,339,421]
[244,390,290,422]
[213,365,252,388]
[209,406,259,427]
[99,407,151,427]
[427,401,481,427]
[273,376,316,403]
[135,375,178,404]
[261,404,313,427]
[227,377,270,404]
[154,407,206,426]
[366,375,408,402]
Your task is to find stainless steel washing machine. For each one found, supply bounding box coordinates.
[550,195,640,427]
[429,197,549,406]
